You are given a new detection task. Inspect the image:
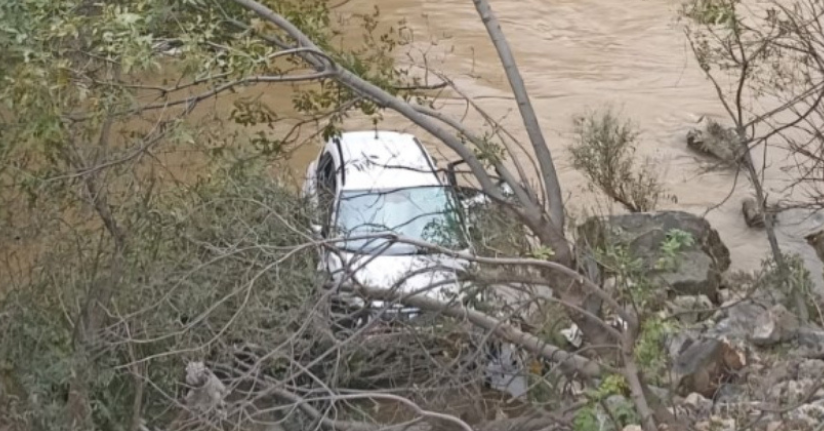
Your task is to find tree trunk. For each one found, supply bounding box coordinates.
[738,128,808,322]
[64,118,128,428]
[470,0,569,263]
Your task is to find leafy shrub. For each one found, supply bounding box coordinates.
[681,0,739,26]
[571,107,668,213]
[0,163,321,430]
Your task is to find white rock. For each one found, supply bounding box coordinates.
[561,323,583,348]
[185,361,229,418]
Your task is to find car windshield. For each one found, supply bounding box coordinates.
[334,186,469,255]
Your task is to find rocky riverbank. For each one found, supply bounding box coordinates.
[574,209,824,431]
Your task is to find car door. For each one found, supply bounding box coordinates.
[313,152,337,273]
[315,152,337,236]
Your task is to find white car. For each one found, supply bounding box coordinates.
[301,130,475,324]
[301,129,530,398]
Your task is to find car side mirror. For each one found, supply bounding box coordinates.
[310,223,323,237]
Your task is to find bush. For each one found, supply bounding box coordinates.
[570,107,668,213]
[680,0,738,26]
[0,162,323,430]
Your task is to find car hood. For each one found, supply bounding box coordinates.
[328,251,469,308]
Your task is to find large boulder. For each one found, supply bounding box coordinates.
[669,337,746,397]
[576,211,731,303]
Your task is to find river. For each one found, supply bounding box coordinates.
[4,0,822,288]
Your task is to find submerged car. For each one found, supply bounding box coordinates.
[301,130,475,325]
[301,129,531,398]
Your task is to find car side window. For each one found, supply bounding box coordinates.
[316,153,337,233]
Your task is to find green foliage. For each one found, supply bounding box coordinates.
[610,403,639,429]
[573,406,600,431]
[528,245,555,260]
[593,228,695,310]
[464,199,531,259]
[655,229,695,271]
[681,0,739,26]
[757,253,822,322]
[0,163,320,430]
[571,106,669,213]
[634,315,679,383]
[470,132,508,168]
[574,375,639,431]
[0,1,417,420]
[593,242,656,308]
[589,374,630,401]
[0,0,414,177]
[681,0,782,86]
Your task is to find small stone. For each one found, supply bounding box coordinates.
[806,229,824,264]
[603,277,618,295]
[683,392,712,416]
[742,197,765,228]
[695,417,735,431]
[750,304,799,347]
[798,359,824,380]
[769,380,808,403]
[797,325,824,351]
[760,361,797,398]
[790,403,824,427]
[621,425,642,431]
[668,295,714,324]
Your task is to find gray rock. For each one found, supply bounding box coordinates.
[742,197,765,228]
[576,211,731,303]
[797,359,824,380]
[750,304,799,347]
[682,392,713,417]
[667,330,701,361]
[672,335,747,398]
[706,300,806,349]
[668,295,714,324]
[796,325,824,353]
[759,360,798,397]
[686,117,744,165]
[806,229,824,264]
[672,338,723,397]
[695,417,736,431]
[768,379,811,404]
[706,300,767,342]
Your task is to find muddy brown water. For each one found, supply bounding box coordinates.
[4,0,824,289]
[312,0,824,285]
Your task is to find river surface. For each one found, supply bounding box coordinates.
[7,0,823,288]
[296,0,824,283]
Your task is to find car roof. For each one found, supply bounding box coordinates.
[330,130,443,191]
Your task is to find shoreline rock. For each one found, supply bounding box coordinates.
[742,197,766,228]
[577,211,731,303]
[685,117,744,165]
